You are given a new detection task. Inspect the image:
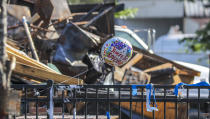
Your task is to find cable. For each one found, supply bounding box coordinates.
[28,67,93,96]
[59,67,93,84]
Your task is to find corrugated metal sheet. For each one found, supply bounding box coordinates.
[184,1,210,17]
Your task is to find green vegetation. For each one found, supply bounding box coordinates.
[177,0,210,53]
[114,8,138,19]
[68,0,138,19]
[180,21,210,53]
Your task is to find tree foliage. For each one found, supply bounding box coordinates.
[179,22,210,52]
[68,0,138,19]
[114,8,138,19]
[177,0,210,53]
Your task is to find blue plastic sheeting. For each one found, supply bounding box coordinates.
[174,81,210,96]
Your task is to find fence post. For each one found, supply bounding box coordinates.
[208,54,210,99]
[47,80,54,119]
[209,54,210,114]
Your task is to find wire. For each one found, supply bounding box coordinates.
[29,67,93,96]
[59,67,93,84]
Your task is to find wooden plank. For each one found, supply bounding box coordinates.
[6,45,58,73]
[71,12,98,17]
[122,53,143,70]
[121,69,151,84]
[172,74,183,85]
[144,63,195,84]
[7,50,53,73]
[25,78,42,84]
[74,21,88,25]
[144,62,200,77]
[13,62,83,85]
[6,40,20,50]
[83,6,115,35]
[175,69,200,76]
[173,74,194,84]
[114,53,143,81]
[114,67,125,81]
[144,63,173,73]
[134,48,200,76]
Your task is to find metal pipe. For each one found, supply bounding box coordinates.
[22,16,39,61]
[47,80,54,119]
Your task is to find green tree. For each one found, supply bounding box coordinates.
[114,8,138,19]
[177,0,210,53]
[68,0,138,19]
[180,22,210,52]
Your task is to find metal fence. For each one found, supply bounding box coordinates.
[11,80,210,119]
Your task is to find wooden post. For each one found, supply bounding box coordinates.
[0,0,9,118]
[0,0,7,89]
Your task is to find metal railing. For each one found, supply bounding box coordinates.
[11,80,210,119]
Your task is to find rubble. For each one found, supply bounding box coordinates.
[5,0,201,86]
[1,0,204,118]
[6,0,115,85]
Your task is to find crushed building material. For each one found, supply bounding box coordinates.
[4,0,201,86]
[13,62,83,85]
[1,0,204,118]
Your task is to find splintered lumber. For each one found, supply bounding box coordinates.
[6,39,20,50]
[134,48,200,77]
[122,53,143,70]
[121,69,150,84]
[144,63,198,76]
[84,6,115,36]
[175,68,196,76]
[6,45,57,73]
[28,13,40,24]
[114,53,143,81]
[144,63,173,73]
[13,62,83,85]
[114,67,124,81]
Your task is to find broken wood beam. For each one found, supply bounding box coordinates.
[13,62,83,85]
[83,6,115,36]
[144,63,200,76]
[144,63,173,73]
[147,68,175,76]
[114,53,144,81]
[77,4,101,22]
[134,48,200,76]
[122,53,143,70]
[71,12,98,17]
[175,68,200,76]
[6,45,57,73]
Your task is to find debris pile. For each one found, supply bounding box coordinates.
[3,0,203,117]
[6,0,200,86]
[7,0,116,85]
